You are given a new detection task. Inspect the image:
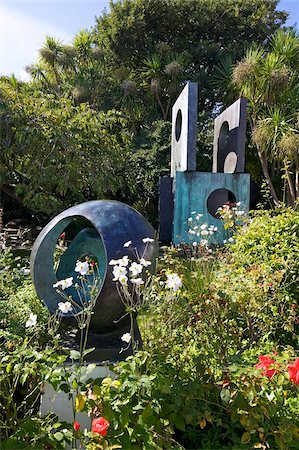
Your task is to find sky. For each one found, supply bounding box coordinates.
[0,0,298,80]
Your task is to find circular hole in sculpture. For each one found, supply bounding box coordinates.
[207,188,236,218]
[175,109,182,141]
[219,121,229,149]
[53,217,106,314]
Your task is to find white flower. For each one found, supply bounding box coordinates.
[119,255,129,267]
[196,214,203,220]
[140,258,151,267]
[123,240,132,248]
[236,210,245,216]
[200,239,208,247]
[228,237,235,243]
[58,301,73,314]
[192,242,197,247]
[25,313,37,328]
[121,333,131,343]
[130,277,144,285]
[193,225,198,230]
[75,260,89,276]
[191,211,196,214]
[223,239,227,244]
[200,224,207,230]
[189,229,196,235]
[53,277,73,290]
[20,267,30,276]
[109,259,119,265]
[142,237,154,243]
[112,265,127,281]
[188,217,193,223]
[166,273,182,292]
[201,230,209,236]
[118,274,128,285]
[236,201,241,206]
[129,262,143,276]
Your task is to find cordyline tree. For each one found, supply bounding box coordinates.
[215,29,299,206]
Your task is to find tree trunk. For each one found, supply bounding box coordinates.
[256,146,280,206]
[296,157,299,200]
[284,161,296,204]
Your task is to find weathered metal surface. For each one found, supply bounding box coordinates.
[213,98,247,173]
[171,82,198,178]
[159,176,174,242]
[173,172,250,245]
[30,200,157,358]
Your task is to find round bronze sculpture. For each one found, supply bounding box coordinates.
[30,200,157,360]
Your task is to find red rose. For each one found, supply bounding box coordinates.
[91,417,110,436]
[73,421,80,431]
[288,358,299,385]
[59,232,66,239]
[255,355,276,378]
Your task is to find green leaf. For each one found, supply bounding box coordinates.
[53,431,64,441]
[70,350,81,360]
[83,347,95,357]
[220,388,231,404]
[241,431,251,444]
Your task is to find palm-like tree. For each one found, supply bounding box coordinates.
[230,30,299,206]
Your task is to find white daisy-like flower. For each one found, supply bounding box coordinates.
[129,262,143,276]
[25,313,37,328]
[140,258,151,267]
[118,274,128,285]
[201,230,209,236]
[119,255,129,267]
[109,259,119,265]
[142,237,154,243]
[188,217,193,223]
[58,301,73,314]
[200,224,207,230]
[53,277,73,290]
[130,277,144,285]
[75,260,89,276]
[123,240,132,248]
[121,333,131,343]
[166,273,182,292]
[112,265,127,281]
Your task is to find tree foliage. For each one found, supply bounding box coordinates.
[0,79,131,216]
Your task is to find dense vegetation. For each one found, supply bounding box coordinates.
[1,0,296,225]
[0,207,298,449]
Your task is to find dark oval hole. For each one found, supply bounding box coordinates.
[175,109,182,142]
[207,188,236,218]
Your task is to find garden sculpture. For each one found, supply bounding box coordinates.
[159,82,250,245]
[30,200,157,361]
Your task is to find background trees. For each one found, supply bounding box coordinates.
[228,30,299,206]
[0,0,293,224]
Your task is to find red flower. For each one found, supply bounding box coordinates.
[255,355,276,378]
[288,358,299,385]
[59,232,66,240]
[91,417,110,436]
[73,421,80,431]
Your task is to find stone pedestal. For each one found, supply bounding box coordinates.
[40,365,114,449]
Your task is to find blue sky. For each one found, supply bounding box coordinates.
[0,0,298,80]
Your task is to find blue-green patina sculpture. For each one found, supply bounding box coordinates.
[30,200,157,360]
